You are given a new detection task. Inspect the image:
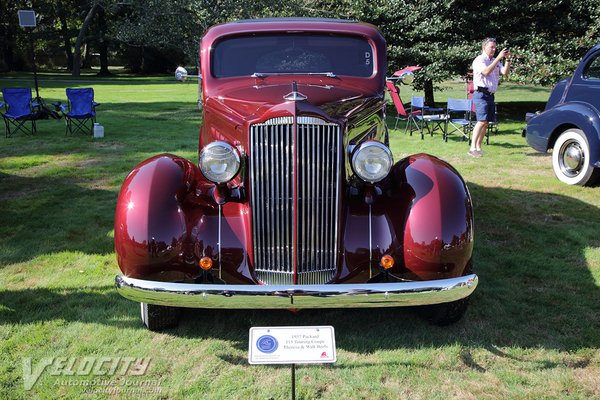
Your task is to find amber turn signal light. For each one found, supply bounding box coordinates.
[199,257,213,270]
[381,255,394,269]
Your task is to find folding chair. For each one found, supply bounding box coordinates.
[0,88,39,138]
[405,96,446,140]
[60,88,99,135]
[443,98,473,143]
[385,81,409,130]
[466,75,495,144]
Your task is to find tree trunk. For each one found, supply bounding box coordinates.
[424,79,435,107]
[82,43,92,69]
[97,5,111,76]
[127,45,143,73]
[72,3,100,77]
[58,7,73,71]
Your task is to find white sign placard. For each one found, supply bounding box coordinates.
[18,10,37,27]
[249,326,336,365]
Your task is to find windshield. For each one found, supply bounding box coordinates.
[212,34,374,78]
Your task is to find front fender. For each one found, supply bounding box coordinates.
[395,154,473,280]
[527,102,600,166]
[114,154,208,280]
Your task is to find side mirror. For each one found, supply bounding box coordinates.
[175,66,188,81]
[175,66,202,81]
[389,66,421,85]
[397,71,415,85]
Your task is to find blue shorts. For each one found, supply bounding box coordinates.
[473,91,496,122]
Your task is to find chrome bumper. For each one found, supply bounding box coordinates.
[115,274,478,309]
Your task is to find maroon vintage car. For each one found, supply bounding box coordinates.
[114,18,478,330]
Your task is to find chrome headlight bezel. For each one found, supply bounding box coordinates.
[351,141,393,183]
[198,141,241,183]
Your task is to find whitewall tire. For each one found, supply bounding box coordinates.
[552,129,599,186]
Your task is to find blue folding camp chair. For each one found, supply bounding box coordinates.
[0,88,39,138]
[405,96,446,139]
[60,88,99,135]
[443,98,473,143]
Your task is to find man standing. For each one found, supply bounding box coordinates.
[469,38,511,157]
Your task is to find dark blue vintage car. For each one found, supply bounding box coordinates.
[525,44,600,186]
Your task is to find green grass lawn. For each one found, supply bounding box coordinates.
[1,75,599,399]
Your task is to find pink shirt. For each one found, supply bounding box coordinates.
[472,53,503,93]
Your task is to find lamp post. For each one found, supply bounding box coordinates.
[18,10,41,103]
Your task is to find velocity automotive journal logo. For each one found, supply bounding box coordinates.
[23,357,153,391]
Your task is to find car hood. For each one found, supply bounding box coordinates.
[206,81,379,121]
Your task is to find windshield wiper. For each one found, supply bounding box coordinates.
[252,72,337,78]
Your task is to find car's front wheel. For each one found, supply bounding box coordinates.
[552,128,600,186]
[422,297,470,326]
[140,303,180,331]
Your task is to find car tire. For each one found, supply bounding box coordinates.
[417,263,472,326]
[552,129,600,186]
[422,297,470,326]
[140,302,180,331]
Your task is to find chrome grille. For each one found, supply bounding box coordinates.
[250,116,340,285]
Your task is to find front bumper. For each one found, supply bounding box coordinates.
[115,274,478,309]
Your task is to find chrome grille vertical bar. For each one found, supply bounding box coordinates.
[272,124,277,272]
[258,125,265,273]
[326,124,332,270]
[331,124,338,271]
[286,123,291,272]
[302,122,307,276]
[277,124,282,275]
[308,125,318,272]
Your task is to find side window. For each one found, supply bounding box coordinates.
[583,55,600,80]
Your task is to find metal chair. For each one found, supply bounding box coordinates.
[0,88,39,137]
[60,88,99,135]
[405,96,446,139]
[443,98,473,143]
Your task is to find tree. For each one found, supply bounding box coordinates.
[2,0,598,86]
[57,4,74,71]
[0,1,23,72]
[72,1,100,76]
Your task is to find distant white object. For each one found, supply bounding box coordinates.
[93,123,104,138]
[18,10,37,27]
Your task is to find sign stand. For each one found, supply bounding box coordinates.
[291,363,296,400]
[249,326,336,400]
[27,27,41,103]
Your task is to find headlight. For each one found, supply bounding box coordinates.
[199,141,240,183]
[351,141,393,183]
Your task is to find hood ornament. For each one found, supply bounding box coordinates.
[283,81,307,101]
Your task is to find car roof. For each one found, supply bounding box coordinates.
[231,17,358,24]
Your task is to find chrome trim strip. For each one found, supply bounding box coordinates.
[115,274,478,309]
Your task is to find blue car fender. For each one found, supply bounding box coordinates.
[527,101,600,166]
